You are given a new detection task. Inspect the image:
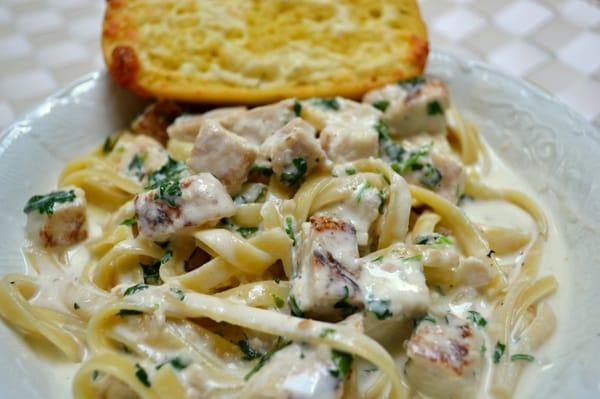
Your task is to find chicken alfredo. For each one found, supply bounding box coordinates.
[0,77,557,399]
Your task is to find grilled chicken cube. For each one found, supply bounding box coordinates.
[290,216,361,320]
[301,98,380,163]
[241,343,347,399]
[167,106,247,142]
[317,181,382,246]
[224,100,296,146]
[131,100,183,145]
[363,78,449,136]
[188,120,258,194]
[25,186,87,248]
[261,118,326,187]
[115,134,169,182]
[134,174,235,241]
[405,313,484,399]
[360,249,429,322]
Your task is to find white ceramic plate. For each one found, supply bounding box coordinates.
[0,51,599,398]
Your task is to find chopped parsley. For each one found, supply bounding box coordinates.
[250,163,273,177]
[120,217,137,226]
[238,339,263,361]
[102,135,120,154]
[355,181,371,203]
[23,190,76,215]
[73,302,80,310]
[345,167,356,175]
[285,217,296,246]
[157,356,190,370]
[293,100,302,117]
[91,370,100,381]
[372,255,384,263]
[141,261,162,285]
[510,354,535,362]
[135,363,151,387]
[154,179,182,207]
[311,97,340,111]
[334,286,358,317]
[288,295,304,317]
[416,314,436,325]
[270,293,285,308]
[383,142,406,162]
[377,190,386,214]
[237,226,259,239]
[372,100,390,112]
[481,343,487,353]
[427,100,444,116]
[170,287,185,301]
[319,328,336,338]
[160,249,173,264]
[280,157,308,186]
[123,283,149,296]
[391,143,432,174]
[128,153,146,173]
[116,309,143,317]
[374,120,391,141]
[244,337,291,380]
[366,297,392,320]
[403,254,423,263]
[419,163,443,189]
[398,76,425,88]
[415,233,453,246]
[146,157,186,189]
[493,341,506,363]
[329,350,353,378]
[467,310,487,327]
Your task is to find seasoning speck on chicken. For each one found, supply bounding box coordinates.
[188,119,258,195]
[290,215,362,321]
[241,343,347,399]
[24,186,87,248]
[363,77,449,137]
[261,118,327,187]
[405,313,484,399]
[134,174,235,241]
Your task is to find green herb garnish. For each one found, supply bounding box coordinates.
[398,76,425,88]
[238,339,264,361]
[117,309,143,317]
[467,310,487,327]
[374,120,390,141]
[237,227,259,239]
[366,297,392,320]
[146,157,186,189]
[419,163,442,189]
[415,233,453,246]
[128,153,146,173]
[333,286,358,317]
[285,217,296,246]
[280,157,308,186]
[345,167,356,175]
[124,283,149,296]
[244,337,291,380]
[320,328,336,338]
[493,341,506,363]
[250,164,273,177]
[271,293,285,308]
[312,97,340,110]
[427,100,444,115]
[510,354,535,362]
[135,363,151,387]
[157,356,190,370]
[141,261,162,285]
[23,190,76,215]
[154,179,182,207]
[73,302,80,310]
[293,100,302,116]
[288,295,304,317]
[372,100,390,112]
[170,287,185,301]
[120,217,137,226]
[329,350,353,378]
[355,181,371,203]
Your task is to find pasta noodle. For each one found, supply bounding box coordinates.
[0,78,558,399]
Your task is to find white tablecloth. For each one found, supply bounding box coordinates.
[0,0,598,130]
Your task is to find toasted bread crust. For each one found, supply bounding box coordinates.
[103,0,429,104]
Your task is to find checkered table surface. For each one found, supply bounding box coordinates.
[0,0,599,130]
